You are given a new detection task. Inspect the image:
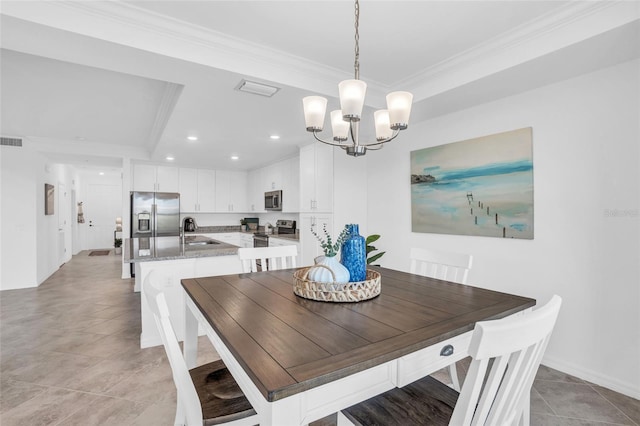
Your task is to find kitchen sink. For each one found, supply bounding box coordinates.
[186,240,220,246]
[184,236,221,246]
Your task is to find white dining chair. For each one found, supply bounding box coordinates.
[237,245,298,273]
[338,295,562,426]
[143,271,259,426]
[410,247,473,390]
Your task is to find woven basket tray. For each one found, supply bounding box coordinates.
[293,265,381,303]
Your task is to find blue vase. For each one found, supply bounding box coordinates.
[340,224,367,282]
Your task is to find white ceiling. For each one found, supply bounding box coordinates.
[1,1,638,171]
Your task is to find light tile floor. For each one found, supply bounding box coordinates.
[1,251,638,425]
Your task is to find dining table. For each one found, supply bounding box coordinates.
[181,266,535,426]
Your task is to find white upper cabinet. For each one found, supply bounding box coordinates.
[247,168,265,213]
[215,170,248,212]
[299,213,333,266]
[179,168,198,211]
[247,156,300,213]
[299,144,333,213]
[133,165,179,193]
[281,157,300,213]
[197,170,217,212]
[178,168,216,212]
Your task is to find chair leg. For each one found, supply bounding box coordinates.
[448,363,461,391]
[518,393,531,426]
[174,399,186,426]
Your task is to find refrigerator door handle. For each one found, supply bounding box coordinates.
[151,203,156,238]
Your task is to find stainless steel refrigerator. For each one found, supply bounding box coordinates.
[130,192,180,238]
[130,192,180,276]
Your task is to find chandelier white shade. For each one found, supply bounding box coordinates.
[302,0,413,157]
[374,110,393,141]
[302,96,328,131]
[338,79,367,121]
[387,91,413,129]
[331,110,350,141]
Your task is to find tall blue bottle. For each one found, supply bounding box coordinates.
[340,224,367,282]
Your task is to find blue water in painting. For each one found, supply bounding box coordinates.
[411,160,534,239]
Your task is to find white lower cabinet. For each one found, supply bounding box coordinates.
[299,214,333,267]
[269,237,300,266]
[238,233,253,248]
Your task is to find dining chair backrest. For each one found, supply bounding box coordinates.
[143,271,203,425]
[237,245,298,273]
[450,295,563,425]
[410,247,473,284]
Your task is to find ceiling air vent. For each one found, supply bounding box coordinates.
[235,79,280,97]
[1,137,23,147]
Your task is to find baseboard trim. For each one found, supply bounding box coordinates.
[542,355,640,399]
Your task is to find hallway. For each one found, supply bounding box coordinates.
[1,252,638,425]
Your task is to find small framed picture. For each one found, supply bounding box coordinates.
[45,183,55,215]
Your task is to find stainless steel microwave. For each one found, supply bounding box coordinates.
[265,190,282,211]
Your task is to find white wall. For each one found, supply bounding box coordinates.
[1,145,38,290]
[1,143,75,290]
[36,162,75,283]
[333,149,368,236]
[367,59,640,398]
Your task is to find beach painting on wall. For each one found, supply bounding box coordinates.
[411,127,534,239]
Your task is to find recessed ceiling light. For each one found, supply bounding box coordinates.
[166,156,175,161]
[187,136,198,141]
[230,155,239,160]
[99,172,104,175]
[270,135,280,140]
[235,79,280,97]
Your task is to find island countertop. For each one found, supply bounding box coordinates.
[124,236,240,263]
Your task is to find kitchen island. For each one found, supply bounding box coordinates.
[125,235,243,348]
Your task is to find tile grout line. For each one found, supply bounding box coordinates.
[589,383,640,426]
[531,383,559,417]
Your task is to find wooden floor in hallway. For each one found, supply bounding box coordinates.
[1,251,638,425]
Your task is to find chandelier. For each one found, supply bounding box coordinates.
[302,0,413,157]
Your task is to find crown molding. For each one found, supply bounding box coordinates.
[401,1,640,101]
[2,1,636,107]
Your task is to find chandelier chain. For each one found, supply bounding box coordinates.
[354,0,360,80]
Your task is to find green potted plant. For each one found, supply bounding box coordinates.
[240,218,247,232]
[366,234,385,265]
[114,237,123,254]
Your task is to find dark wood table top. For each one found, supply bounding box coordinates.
[182,266,535,402]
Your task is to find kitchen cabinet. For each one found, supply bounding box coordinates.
[270,236,300,265]
[299,144,333,213]
[133,164,179,192]
[247,156,300,213]
[215,170,248,212]
[299,213,333,267]
[238,233,254,248]
[178,168,216,212]
[263,163,283,192]
[247,168,264,212]
[280,157,300,213]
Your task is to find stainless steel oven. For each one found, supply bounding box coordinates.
[253,233,269,248]
[253,233,269,271]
